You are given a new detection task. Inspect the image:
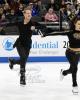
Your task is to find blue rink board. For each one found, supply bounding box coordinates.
[0,56,68,63]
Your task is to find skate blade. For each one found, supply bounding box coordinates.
[72,91,78,95]
[20,84,26,87]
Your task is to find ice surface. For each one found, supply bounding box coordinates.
[0,62,80,100]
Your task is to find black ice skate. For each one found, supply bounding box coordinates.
[8,58,14,69]
[20,73,26,85]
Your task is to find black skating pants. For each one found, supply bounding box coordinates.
[63,48,80,87]
[13,41,31,74]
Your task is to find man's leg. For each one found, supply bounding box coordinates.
[9,58,21,69]
[16,43,30,85]
[19,48,30,85]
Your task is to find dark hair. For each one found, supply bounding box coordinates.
[72,16,80,24]
[70,16,80,31]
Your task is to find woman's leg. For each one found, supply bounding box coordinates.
[63,49,79,87]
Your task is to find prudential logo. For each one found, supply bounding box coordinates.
[2,37,15,51]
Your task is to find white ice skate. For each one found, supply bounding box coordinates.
[72,86,79,95]
[60,69,64,81]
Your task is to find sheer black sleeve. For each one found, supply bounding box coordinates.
[43,30,73,37]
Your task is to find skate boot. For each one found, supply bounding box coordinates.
[60,69,64,81]
[9,58,14,69]
[72,86,79,95]
[20,73,26,86]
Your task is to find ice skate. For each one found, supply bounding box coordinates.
[8,58,14,69]
[60,69,64,81]
[20,73,26,86]
[72,86,79,95]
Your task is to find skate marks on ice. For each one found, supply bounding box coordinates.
[0,63,80,100]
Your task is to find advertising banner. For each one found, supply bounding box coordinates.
[0,35,69,62]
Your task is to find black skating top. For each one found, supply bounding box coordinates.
[45,30,80,48]
[16,20,46,48]
[16,20,34,48]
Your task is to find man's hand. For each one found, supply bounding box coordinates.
[31,26,35,31]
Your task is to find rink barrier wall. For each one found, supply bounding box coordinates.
[0,56,68,63]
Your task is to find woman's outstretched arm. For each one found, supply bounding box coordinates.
[41,29,73,37]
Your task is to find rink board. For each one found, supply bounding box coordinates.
[0,35,69,62]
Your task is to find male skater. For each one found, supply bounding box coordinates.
[8,6,47,85]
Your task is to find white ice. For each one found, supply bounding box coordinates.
[0,62,80,100]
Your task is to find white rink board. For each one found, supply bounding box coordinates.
[0,35,68,57]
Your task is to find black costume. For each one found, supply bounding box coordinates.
[13,20,33,74]
[6,19,47,85]
[44,30,80,87]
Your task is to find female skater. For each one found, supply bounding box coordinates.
[41,16,80,94]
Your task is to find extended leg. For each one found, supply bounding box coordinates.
[61,49,79,94]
